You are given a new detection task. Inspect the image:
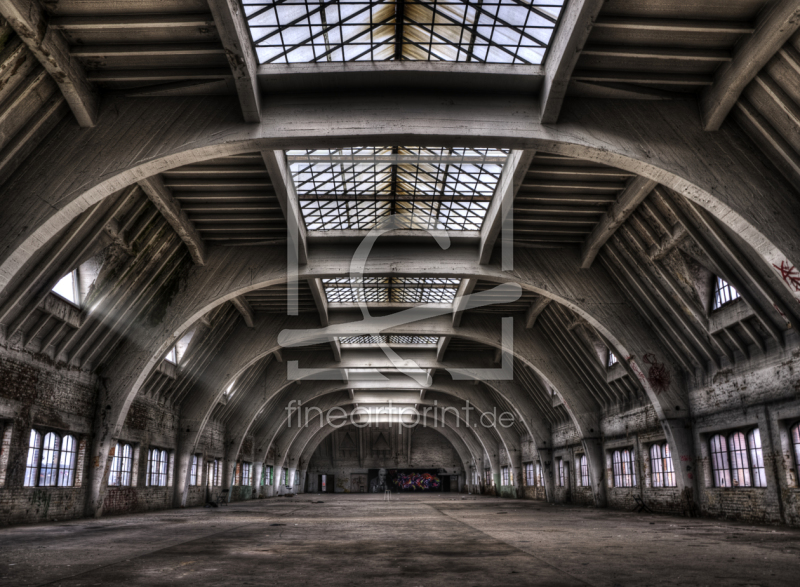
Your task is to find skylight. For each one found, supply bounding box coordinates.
[712,276,741,311]
[52,270,78,305]
[340,335,439,345]
[289,147,508,231]
[324,277,460,303]
[243,0,565,65]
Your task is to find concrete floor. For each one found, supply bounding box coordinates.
[1,495,799,586]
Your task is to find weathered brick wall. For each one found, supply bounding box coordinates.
[0,349,95,525]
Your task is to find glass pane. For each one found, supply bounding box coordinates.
[39,432,61,487]
[58,435,77,487]
[747,429,767,488]
[24,430,42,487]
[52,271,78,304]
[729,432,751,487]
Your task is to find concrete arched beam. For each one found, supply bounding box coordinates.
[2,95,798,304]
[84,245,688,516]
[265,393,515,479]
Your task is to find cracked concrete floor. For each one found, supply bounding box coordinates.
[1,494,799,586]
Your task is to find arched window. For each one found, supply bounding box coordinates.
[792,423,800,483]
[729,431,751,487]
[577,455,589,487]
[146,447,168,487]
[24,430,42,487]
[612,449,636,487]
[109,442,133,487]
[709,434,731,487]
[747,429,766,488]
[40,432,61,487]
[650,442,676,488]
[23,429,78,487]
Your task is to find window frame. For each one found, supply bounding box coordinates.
[711,276,741,311]
[23,429,78,488]
[51,269,80,306]
[146,447,169,487]
[242,462,252,486]
[577,454,589,487]
[501,466,509,486]
[607,350,618,368]
[524,462,534,487]
[612,448,636,488]
[709,428,766,489]
[649,442,676,488]
[791,422,800,484]
[557,458,564,487]
[190,454,200,486]
[108,441,133,487]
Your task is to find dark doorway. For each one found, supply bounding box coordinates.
[442,475,450,492]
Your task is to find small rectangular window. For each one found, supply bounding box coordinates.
[190,455,199,486]
[712,276,740,310]
[485,469,492,486]
[501,466,509,486]
[577,455,589,487]
[791,423,800,483]
[535,462,542,487]
[242,462,252,485]
[557,458,564,487]
[607,351,618,367]
[524,462,534,486]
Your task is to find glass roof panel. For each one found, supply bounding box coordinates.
[323,277,460,303]
[243,0,566,64]
[289,147,508,231]
[340,334,440,345]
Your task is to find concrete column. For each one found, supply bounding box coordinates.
[224,459,236,502]
[510,449,523,499]
[174,430,194,507]
[582,438,607,507]
[662,418,698,515]
[299,468,307,494]
[84,424,115,518]
[253,462,263,498]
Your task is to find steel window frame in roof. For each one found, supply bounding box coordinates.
[243,0,566,65]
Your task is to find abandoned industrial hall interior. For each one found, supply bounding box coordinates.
[5,0,800,585]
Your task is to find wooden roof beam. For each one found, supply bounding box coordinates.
[207,0,261,122]
[701,0,800,131]
[138,175,206,266]
[580,176,657,269]
[262,150,308,264]
[540,0,604,124]
[525,297,550,329]
[0,0,98,127]
[478,149,536,264]
[231,296,255,328]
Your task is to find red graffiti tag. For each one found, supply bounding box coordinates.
[680,455,691,462]
[773,260,800,293]
[643,353,671,394]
